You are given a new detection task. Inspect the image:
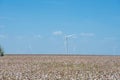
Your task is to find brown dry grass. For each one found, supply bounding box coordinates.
[0,55,120,80]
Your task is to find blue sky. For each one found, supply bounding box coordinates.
[0,0,120,55]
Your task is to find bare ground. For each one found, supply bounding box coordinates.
[0,55,120,80]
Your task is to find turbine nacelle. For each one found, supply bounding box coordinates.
[64,34,76,39]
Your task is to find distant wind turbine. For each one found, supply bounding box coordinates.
[64,34,76,54]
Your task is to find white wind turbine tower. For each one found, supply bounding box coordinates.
[64,34,76,54]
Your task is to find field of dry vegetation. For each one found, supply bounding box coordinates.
[0,55,120,80]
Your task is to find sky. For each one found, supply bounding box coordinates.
[0,0,120,55]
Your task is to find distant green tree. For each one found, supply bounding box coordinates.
[0,46,4,56]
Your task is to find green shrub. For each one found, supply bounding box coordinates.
[0,46,4,56]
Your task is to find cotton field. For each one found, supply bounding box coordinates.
[0,55,120,80]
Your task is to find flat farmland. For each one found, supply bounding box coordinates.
[0,55,120,80]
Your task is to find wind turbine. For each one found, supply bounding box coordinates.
[64,34,76,54]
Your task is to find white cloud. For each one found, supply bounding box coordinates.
[15,35,43,40]
[80,32,95,37]
[53,31,63,36]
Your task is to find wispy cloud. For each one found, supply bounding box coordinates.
[14,35,43,40]
[53,31,63,36]
[80,32,95,37]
